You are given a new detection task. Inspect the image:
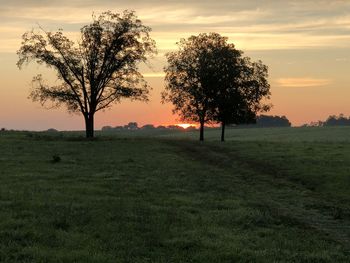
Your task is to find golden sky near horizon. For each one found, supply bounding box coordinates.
[0,0,350,130]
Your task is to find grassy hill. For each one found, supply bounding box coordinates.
[0,127,349,262]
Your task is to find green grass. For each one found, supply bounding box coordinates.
[0,127,349,262]
[163,126,350,142]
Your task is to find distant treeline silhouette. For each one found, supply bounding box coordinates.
[236,115,291,128]
[4,114,350,133]
[304,114,350,127]
[323,114,350,126]
[101,122,196,131]
[101,115,291,132]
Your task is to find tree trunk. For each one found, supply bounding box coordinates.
[199,120,204,141]
[84,113,94,138]
[221,121,225,142]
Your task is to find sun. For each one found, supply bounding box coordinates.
[176,123,194,129]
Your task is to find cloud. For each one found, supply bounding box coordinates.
[276,78,332,88]
[143,72,165,78]
[335,58,348,62]
[2,0,350,52]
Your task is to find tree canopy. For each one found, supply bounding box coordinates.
[162,33,271,141]
[17,10,156,138]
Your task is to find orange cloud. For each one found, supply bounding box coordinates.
[276,78,332,88]
[143,72,166,78]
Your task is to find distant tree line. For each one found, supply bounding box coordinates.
[101,115,290,132]
[101,122,196,131]
[236,115,291,128]
[323,114,350,126]
[303,114,350,127]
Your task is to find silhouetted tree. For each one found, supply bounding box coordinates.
[162,33,270,141]
[202,40,271,141]
[17,10,156,138]
[162,33,218,141]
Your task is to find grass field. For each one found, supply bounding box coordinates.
[0,127,349,262]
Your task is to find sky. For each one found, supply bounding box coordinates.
[0,0,350,130]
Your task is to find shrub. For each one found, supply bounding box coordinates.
[52,154,61,163]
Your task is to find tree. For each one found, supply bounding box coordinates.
[197,35,271,141]
[162,33,219,141]
[17,10,156,138]
[162,33,271,141]
[212,57,271,141]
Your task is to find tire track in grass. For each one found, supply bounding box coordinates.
[164,139,350,252]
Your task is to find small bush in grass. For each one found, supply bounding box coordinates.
[52,154,61,163]
[332,207,343,220]
[125,158,134,163]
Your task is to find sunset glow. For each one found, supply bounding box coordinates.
[176,123,196,129]
[1,1,350,130]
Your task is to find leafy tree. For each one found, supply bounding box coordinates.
[162,33,220,141]
[17,10,156,138]
[198,35,271,141]
[162,33,270,141]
